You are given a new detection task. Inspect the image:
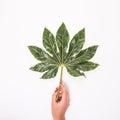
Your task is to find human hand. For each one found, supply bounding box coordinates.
[51,83,69,120]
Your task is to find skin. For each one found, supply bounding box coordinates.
[51,83,69,120]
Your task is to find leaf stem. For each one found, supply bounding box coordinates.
[60,65,63,83]
[56,65,64,102]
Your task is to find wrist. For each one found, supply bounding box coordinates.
[53,116,65,120]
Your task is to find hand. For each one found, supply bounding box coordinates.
[51,83,69,120]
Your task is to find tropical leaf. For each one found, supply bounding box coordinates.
[28,24,99,79]
[66,45,98,65]
[68,28,85,55]
[56,23,69,62]
[30,62,56,72]
[41,66,58,79]
[75,45,98,62]
[64,28,85,64]
[68,61,99,72]
[28,46,50,61]
[66,66,85,77]
[43,28,60,63]
[28,23,99,102]
[77,61,99,71]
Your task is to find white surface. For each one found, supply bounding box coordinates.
[0,0,120,120]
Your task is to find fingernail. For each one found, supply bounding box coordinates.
[58,97,62,102]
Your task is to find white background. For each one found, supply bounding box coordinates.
[0,0,120,120]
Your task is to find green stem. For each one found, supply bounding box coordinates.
[56,65,64,102]
[60,65,63,83]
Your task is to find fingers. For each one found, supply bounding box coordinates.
[52,82,70,105]
[52,88,58,103]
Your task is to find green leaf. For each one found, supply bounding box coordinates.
[56,23,69,62]
[30,62,55,72]
[28,23,99,80]
[28,46,50,61]
[41,66,58,79]
[75,45,98,62]
[65,28,85,63]
[66,66,85,77]
[43,28,59,63]
[69,61,99,71]
[68,28,85,54]
[77,61,99,71]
